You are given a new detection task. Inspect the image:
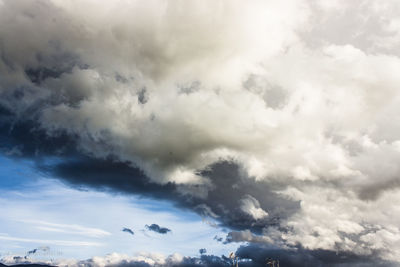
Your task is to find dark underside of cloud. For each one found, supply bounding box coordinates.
[0,111,299,234]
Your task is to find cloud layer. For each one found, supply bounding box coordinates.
[2,0,400,265]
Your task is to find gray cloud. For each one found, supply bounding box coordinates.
[145,224,171,235]
[199,249,207,255]
[225,230,272,244]
[1,0,400,265]
[26,247,50,257]
[122,228,134,236]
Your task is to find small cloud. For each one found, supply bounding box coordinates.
[145,224,171,234]
[213,235,223,242]
[239,195,268,220]
[122,227,134,236]
[26,246,50,256]
[199,248,207,255]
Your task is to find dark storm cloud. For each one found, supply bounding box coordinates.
[1,113,293,235]
[0,102,388,267]
[176,255,231,267]
[0,118,299,235]
[36,155,299,235]
[122,228,134,236]
[145,224,171,234]
[234,244,398,267]
[0,113,77,159]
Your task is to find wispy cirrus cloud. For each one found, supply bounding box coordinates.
[0,233,103,247]
[20,220,111,238]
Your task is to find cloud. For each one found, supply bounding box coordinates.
[2,248,398,267]
[234,243,399,267]
[213,236,223,243]
[0,234,103,247]
[121,228,134,236]
[21,220,111,238]
[145,224,171,235]
[39,159,298,235]
[225,230,272,244]
[2,246,52,263]
[26,246,50,256]
[199,249,207,255]
[239,195,268,220]
[1,0,400,265]
[0,0,308,185]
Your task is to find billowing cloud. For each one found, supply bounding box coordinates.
[1,0,400,265]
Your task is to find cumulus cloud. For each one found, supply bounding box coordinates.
[1,0,400,265]
[0,0,308,185]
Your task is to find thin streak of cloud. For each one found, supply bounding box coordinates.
[0,234,103,247]
[19,220,111,238]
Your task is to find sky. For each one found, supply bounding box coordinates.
[0,155,237,264]
[1,0,400,266]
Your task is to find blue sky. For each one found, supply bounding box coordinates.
[0,155,238,262]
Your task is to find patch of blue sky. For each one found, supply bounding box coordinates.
[0,156,239,261]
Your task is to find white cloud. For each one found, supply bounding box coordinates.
[2,252,185,267]
[239,195,268,220]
